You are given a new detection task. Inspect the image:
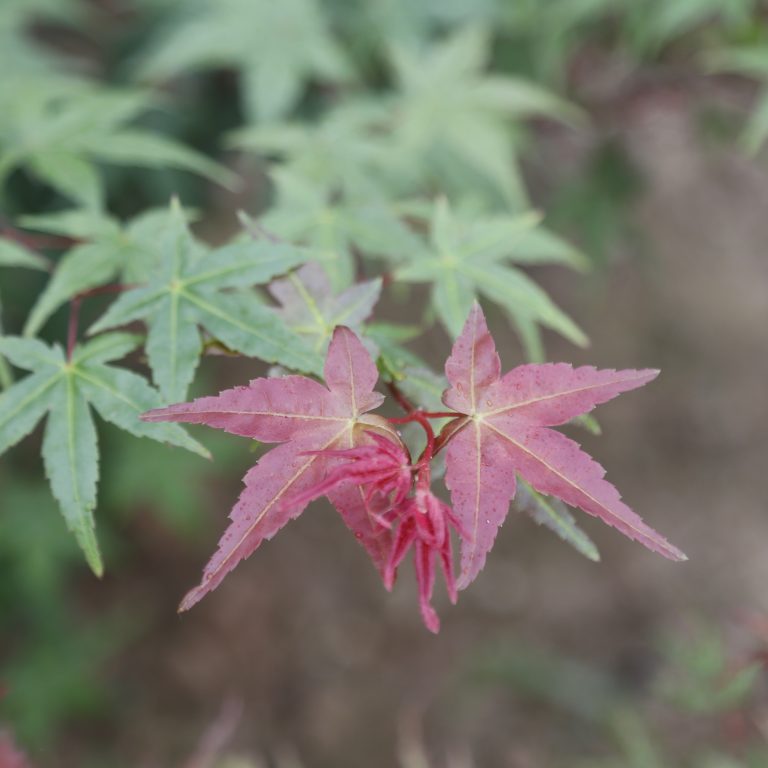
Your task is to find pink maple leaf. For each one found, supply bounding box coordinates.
[142,327,398,611]
[441,302,686,589]
[382,487,464,633]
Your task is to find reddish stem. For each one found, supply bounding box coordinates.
[66,296,82,362]
[0,223,77,255]
[387,411,454,424]
[65,283,138,362]
[433,416,468,456]
[386,379,415,414]
[413,412,435,469]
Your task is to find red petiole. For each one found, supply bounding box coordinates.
[385,378,466,466]
[66,284,137,361]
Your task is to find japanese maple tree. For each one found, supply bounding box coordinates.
[144,303,685,632]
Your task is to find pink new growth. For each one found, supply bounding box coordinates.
[382,487,464,633]
[288,431,464,632]
[288,432,413,513]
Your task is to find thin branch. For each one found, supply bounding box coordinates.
[433,416,468,456]
[65,283,138,361]
[386,379,415,414]
[66,295,82,362]
[0,220,76,257]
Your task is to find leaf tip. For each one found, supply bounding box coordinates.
[87,550,104,578]
[671,548,688,563]
[178,587,203,613]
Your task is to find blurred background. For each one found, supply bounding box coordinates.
[1,0,768,766]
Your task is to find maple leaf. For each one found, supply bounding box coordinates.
[259,170,420,289]
[0,333,208,575]
[441,303,686,589]
[0,83,235,209]
[269,261,382,357]
[18,204,244,339]
[142,326,399,611]
[229,105,392,197]
[392,197,587,351]
[380,25,581,208]
[88,200,318,401]
[136,0,349,123]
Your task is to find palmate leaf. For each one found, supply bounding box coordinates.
[269,261,381,359]
[89,201,318,401]
[18,207,197,337]
[0,84,235,208]
[391,197,588,355]
[0,333,208,574]
[379,25,582,208]
[136,0,349,123]
[440,303,685,588]
[257,170,420,288]
[229,104,394,197]
[267,264,448,412]
[142,327,398,610]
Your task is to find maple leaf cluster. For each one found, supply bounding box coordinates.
[143,303,685,633]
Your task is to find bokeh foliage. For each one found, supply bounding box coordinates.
[1,0,767,760]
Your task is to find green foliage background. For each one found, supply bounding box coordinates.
[1,0,767,764]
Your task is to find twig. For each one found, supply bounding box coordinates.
[386,379,415,414]
[65,283,138,362]
[0,221,76,256]
[66,295,82,362]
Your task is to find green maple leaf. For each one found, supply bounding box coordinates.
[269,261,382,360]
[0,333,209,574]
[0,83,236,209]
[18,206,202,338]
[380,25,582,208]
[256,170,421,288]
[136,0,350,123]
[88,201,318,401]
[390,197,588,358]
[515,479,600,562]
[229,104,391,196]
